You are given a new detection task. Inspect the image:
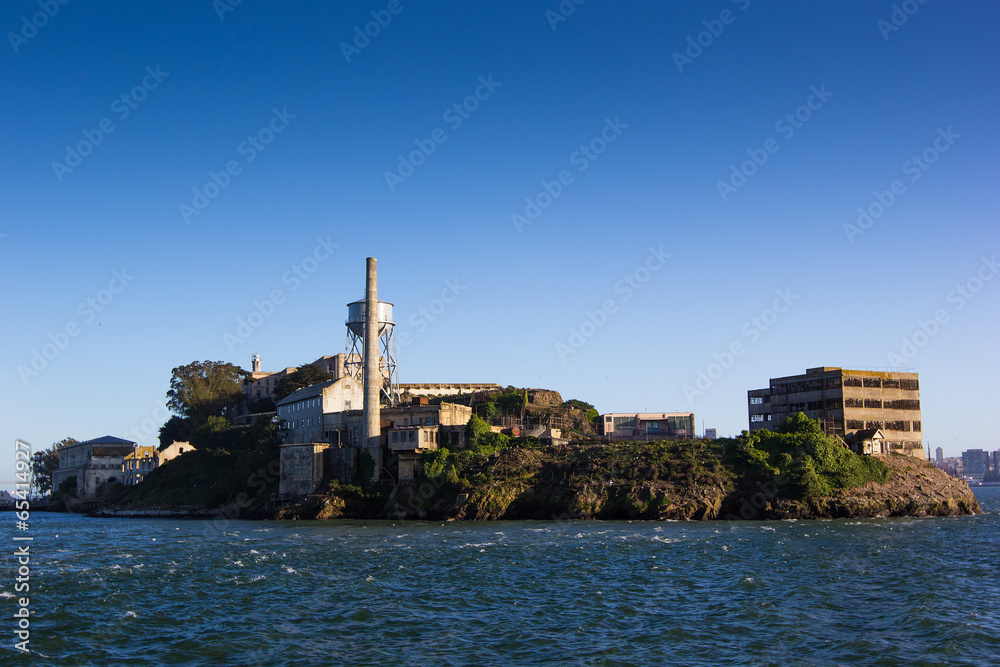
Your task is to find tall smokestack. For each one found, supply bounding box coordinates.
[363,257,381,481]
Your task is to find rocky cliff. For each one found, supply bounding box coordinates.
[276,442,979,522]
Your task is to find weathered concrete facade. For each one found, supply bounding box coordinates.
[279,443,330,497]
[748,367,924,458]
[399,382,501,397]
[276,377,364,444]
[51,436,136,498]
[598,413,695,439]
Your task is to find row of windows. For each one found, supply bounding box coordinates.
[390,430,439,444]
[844,376,919,390]
[278,398,322,416]
[286,416,323,429]
[846,420,921,432]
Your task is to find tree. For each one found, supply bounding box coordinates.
[563,399,596,411]
[778,412,824,435]
[166,361,248,424]
[159,415,194,450]
[31,437,75,494]
[273,363,333,401]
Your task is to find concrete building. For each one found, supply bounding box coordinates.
[399,383,501,397]
[935,447,943,464]
[159,441,196,464]
[122,446,158,485]
[748,367,924,458]
[597,413,695,439]
[962,449,990,481]
[278,399,472,494]
[704,428,717,440]
[243,353,355,404]
[51,436,136,498]
[276,376,364,444]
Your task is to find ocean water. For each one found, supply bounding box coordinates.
[4,488,999,666]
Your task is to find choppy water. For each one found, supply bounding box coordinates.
[4,488,999,666]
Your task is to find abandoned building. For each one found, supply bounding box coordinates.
[747,367,925,458]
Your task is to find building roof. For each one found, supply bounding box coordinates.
[851,428,885,441]
[275,379,339,405]
[78,435,137,447]
[601,412,694,419]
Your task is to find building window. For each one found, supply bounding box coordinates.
[345,401,351,410]
[912,421,921,432]
[750,396,763,405]
[751,415,764,423]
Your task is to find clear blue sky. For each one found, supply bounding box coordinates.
[2,1,998,488]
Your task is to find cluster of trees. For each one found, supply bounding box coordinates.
[729,413,891,498]
[474,387,528,421]
[29,437,76,494]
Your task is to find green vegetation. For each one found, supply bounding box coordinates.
[118,417,281,511]
[166,361,247,424]
[726,413,891,498]
[31,437,73,494]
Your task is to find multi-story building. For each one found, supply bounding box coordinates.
[935,447,943,463]
[278,397,473,493]
[243,352,360,404]
[961,449,990,481]
[276,376,365,444]
[748,367,924,458]
[122,446,159,485]
[597,413,695,439]
[51,436,136,498]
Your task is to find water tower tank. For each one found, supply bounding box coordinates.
[345,299,395,337]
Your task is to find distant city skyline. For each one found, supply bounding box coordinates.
[3,1,998,490]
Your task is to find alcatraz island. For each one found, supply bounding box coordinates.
[33,258,979,522]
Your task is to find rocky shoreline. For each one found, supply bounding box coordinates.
[275,453,980,522]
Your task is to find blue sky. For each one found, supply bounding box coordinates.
[2,1,998,488]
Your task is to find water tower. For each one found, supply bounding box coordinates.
[345,296,400,407]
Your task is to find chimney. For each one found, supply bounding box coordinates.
[362,257,381,481]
